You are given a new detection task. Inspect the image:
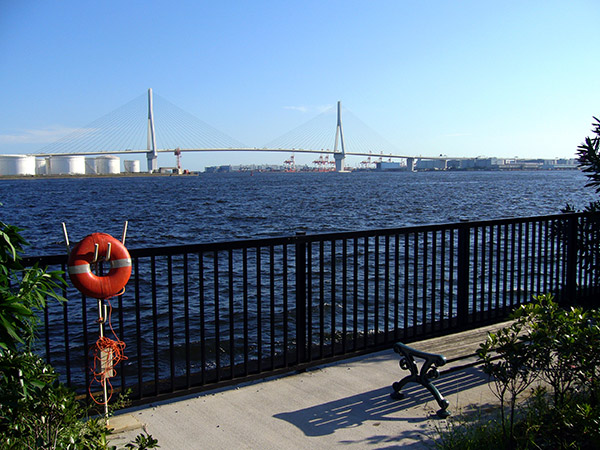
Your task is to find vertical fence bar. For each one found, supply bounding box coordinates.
[537,221,543,295]
[62,300,71,386]
[582,216,590,291]
[151,256,158,396]
[440,231,446,328]
[449,229,455,321]
[134,258,142,397]
[542,220,549,295]
[480,227,487,318]
[319,241,324,357]
[242,248,249,374]
[488,225,494,312]
[44,297,51,365]
[352,237,359,348]
[229,249,236,376]
[495,225,501,311]
[295,233,307,363]
[342,238,348,353]
[530,222,536,297]
[307,242,313,361]
[412,233,418,333]
[393,234,400,339]
[517,222,523,305]
[331,239,336,356]
[472,227,479,320]
[403,233,409,338]
[565,214,578,304]
[363,236,369,348]
[183,253,190,388]
[269,245,275,370]
[457,222,470,327]
[549,219,556,294]
[374,235,380,342]
[167,255,174,391]
[198,252,206,385]
[431,231,437,328]
[81,294,90,402]
[384,235,390,339]
[502,224,509,314]
[255,247,261,372]
[282,245,289,366]
[509,223,516,309]
[579,217,585,290]
[524,222,530,302]
[214,251,221,381]
[422,232,428,329]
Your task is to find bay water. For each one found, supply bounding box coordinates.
[0,170,595,256]
[2,169,596,389]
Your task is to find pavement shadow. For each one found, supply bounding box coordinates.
[273,366,489,439]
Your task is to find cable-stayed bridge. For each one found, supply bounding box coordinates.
[31,89,452,172]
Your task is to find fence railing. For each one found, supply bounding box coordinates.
[23,212,599,406]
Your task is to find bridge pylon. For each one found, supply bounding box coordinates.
[146,88,158,172]
[333,101,346,172]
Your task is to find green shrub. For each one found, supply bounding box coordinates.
[0,221,65,352]
[437,295,600,449]
[514,295,600,409]
[477,319,536,446]
[0,351,109,449]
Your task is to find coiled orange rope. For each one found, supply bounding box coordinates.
[88,298,127,405]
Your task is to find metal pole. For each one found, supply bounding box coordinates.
[121,221,128,246]
[97,298,109,419]
[61,222,71,254]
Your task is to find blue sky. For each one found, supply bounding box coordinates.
[1,0,599,170]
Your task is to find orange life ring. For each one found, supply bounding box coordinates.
[68,233,132,299]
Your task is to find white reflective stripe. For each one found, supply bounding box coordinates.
[110,258,132,269]
[68,258,130,275]
[68,264,91,275]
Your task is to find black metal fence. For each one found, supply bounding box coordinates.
[23,212,599,406]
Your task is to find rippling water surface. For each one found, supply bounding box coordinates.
[3,169,597,390]
[0,170,595,255]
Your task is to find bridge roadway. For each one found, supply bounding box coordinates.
[31,147,470,161]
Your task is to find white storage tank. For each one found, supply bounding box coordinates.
[0,155,36,176]
[85,157,97,174]
[96,155,120,174]
[35,158,47,175]
[49,155,85,175]
[124,159,140,173]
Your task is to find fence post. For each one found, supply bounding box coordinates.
[565,213,578,305]
[457,221,470,327]
[295,232,307,363]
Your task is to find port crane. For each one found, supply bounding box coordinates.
[283,154,296,172]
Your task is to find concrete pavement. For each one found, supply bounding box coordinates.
[108,346,502,449]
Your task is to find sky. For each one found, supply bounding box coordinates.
[1,0,600,170]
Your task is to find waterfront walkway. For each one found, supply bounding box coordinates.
[109,323,509,449]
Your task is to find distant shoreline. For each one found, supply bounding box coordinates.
[0,172,200,180]
[0,166,581,179]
